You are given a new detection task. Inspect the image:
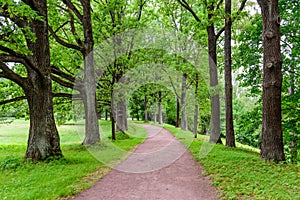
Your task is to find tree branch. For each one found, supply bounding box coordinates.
[53,20,70,34]
[0,45,36,70]
[177,0,201,22]
[216,0,224,10]
[51,65,76,83]
[48,26,83,51]
[216,27,225,39]
[51,74,83,91]
[137,0,147,21]
[0,96,26,106]
[53,92,81,99]
[0,54,31,70]
[62,0,83,22]
[0,62,26,87]
[67,8,83,47]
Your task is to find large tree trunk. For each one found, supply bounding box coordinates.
[25,0,62,160]
[225,0,236,147]
[81,0,100,144]
[158,91,163,124]
[25,83,61,160]
[207,9,222,144]
[257,0,285,162]
[82,89,100,144]
[181,73,188,130]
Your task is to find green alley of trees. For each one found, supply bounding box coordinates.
[0,0,299,163]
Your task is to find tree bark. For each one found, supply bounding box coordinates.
[105,109,108,121]
[158,91,163,124]
[207,7,222,144]
[176,98,180,128]
[131,109,134,121]
[144,90,148,122]
[81,0,100,144]
[257,0,285,162]
[116,99,128,132]
[181,73,188,130]
[111,90,116,140]
[24,0,62,160]
[193,74,199,138]
[225,0,236,147]
[25,84,61,160]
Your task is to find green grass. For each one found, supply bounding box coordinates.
[164,124,300,200]
[0,119,146,200]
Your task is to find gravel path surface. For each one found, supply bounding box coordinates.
[73,124,218,200]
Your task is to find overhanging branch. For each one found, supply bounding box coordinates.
[63,0,83,22]
[177,0,201,22]
[53,93,81,99]
[0,96,26,106]
[0,61,26,87]
[51,65,76,83]
[49,26,83,51]
[0,45,39,75]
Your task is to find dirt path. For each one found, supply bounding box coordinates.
[73,124,218,200]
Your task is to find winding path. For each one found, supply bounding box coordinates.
[73,124,218,200]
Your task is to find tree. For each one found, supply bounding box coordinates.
[257,0,285,162]
[224,0,235,147]
[49,0,100,144]
[0,0,62,160]
[177,0,248,143]
[193,74,199,138]
[180,73,188,130]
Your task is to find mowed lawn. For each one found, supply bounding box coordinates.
[0,119,146,200]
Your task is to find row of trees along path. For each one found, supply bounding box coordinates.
[0,0,287,163]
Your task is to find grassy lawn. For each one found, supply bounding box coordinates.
[0,119,146,200]
[164,124,300,200]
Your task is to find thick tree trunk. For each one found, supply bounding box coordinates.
[158,91,163,124]
[25,84,61,160]
[207,12,222,144]
[24,0,62,160]
[257,0,285,162]
[225,0,236,147]
[81,0,100,145]
[181,73,188,130]
[82,89,100,144]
